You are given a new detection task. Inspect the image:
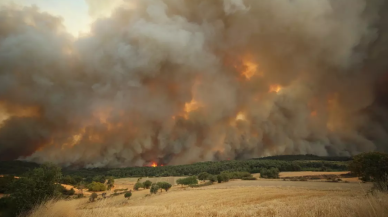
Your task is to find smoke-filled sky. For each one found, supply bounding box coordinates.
[0,0,387,168]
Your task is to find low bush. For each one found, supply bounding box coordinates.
[114,188,128,193]
[260,168,279,179]
[133,182,144,190]
[189,181,213,187]
[198,172,210,181]
[87,182,106,191]
[241,177,257,180]
[150,184,160,194]
[124,191,132,199]
[89,192,98,202]
[176,176,198,185]
[209,175,217,183]
[143,180,152,189]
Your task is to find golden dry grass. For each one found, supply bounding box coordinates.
[28,179,387,217]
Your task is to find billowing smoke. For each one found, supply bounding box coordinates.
[0,0,387,167]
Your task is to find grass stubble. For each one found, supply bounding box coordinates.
[28,178,387,217]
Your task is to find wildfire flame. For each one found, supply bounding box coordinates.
[151,162,157,167]
[241,60,258,79]
[183,99,202,119]
[269,84,282,93]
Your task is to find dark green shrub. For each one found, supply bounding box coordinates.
[107,176,114,190]
[143,180,152,189]
[260,168,279,179]
[87,182,106,191]
[241,177,257,180]
[150,184,160,194]
[209,175,217,183]
[5,163,62,216]
[189,181,213,187]
[124,191,132,199]
[133,182,144,190]
[157,182,172,192]
[176,176,198,185]
[89,192,98,202]
[217,175,222,183]
[198,172,210,181]
[349,152,388,192]
[114,188,128,193]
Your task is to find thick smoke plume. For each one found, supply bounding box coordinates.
[0,0,387,167]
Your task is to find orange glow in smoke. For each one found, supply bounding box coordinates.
[269,84,282,93]
[151,162,157,167]
[241,59,258,79]
[184,99,200,113]
[235,111,246,121]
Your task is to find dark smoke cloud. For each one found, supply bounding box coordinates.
[0,0,387,167]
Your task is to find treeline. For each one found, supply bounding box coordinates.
[255,154,352,162]
[0,155,349,179]
[98,159,347,178]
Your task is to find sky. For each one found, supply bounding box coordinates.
[0,0,91,36]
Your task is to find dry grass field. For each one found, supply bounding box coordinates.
[27,173,388,217]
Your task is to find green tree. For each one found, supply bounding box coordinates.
[349,152,388,191]
[157,182,172,192]
[133,182,144,191]
[176,176,198,185]
[87,182,106,191]
[150,184,160,194]
[5,163,62,216]
[90,192,98,202]
[260,168,279,179]
[107,176,114,190]
[124,191,132,199]
[143,180,152,189]
[197,172,210,181]
[209,175,217,183]
[217,174,223,183]
[349,152,388,182]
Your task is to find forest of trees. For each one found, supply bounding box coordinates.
[0,155,349,180]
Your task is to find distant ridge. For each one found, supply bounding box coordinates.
[254,154,352,162]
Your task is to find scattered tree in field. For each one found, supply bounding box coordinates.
[143,180,152,189]
[349,152,388,191]
[90,192,98,202]
[157,182,172,192]
[107,176,114,190]
[198,172,210,181]
[260,168,279,179]
[176,176,198,185]
[124,191,132,199]
[87,182,106,191]
[150,184,160,194]
[133,182,144,190]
